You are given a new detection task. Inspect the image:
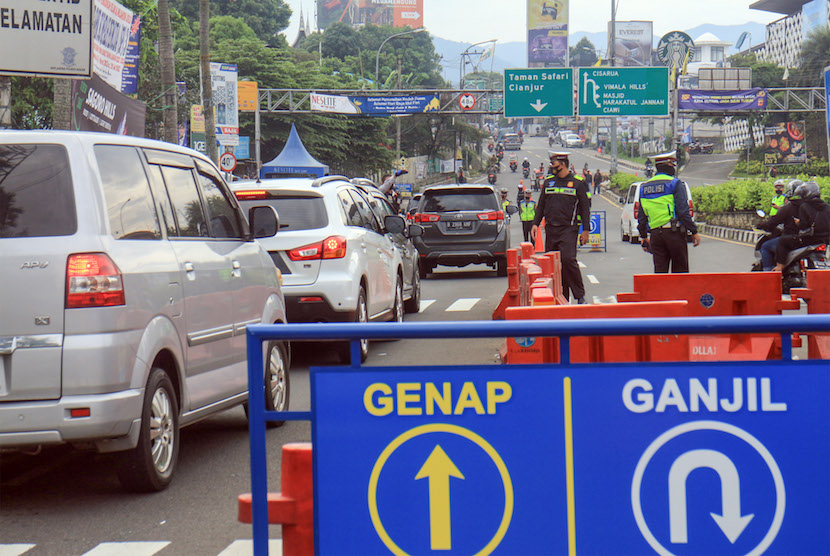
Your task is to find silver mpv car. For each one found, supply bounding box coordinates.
[0,131,289,492]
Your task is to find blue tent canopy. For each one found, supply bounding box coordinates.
[260,124,329,179]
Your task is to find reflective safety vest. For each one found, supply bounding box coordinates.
[501,199,510,212]
[519,200,536,221]
[771,194,786,217]
[640,174,679,230]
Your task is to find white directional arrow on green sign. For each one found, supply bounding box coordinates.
[504,68,574,118]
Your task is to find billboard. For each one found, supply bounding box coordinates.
[528,0,568,68]
[764,122,807,166]
[71,73,146,136]
[92,0,134,91]
[0,0,93,78]
[610,21,653,67]
[210,62,239,146]
[317,0,423,30]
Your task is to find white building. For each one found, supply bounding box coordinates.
[687,33,733,74]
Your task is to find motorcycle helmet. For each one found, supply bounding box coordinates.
[785,179,803,199]
[773,179,787,188]
[794,181,821,201]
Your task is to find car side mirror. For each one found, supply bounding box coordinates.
[505,204,519,215]
[385,214,406,234]
[249,205,279,239]
[407,224,424,238]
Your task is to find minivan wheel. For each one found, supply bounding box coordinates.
[404,269,421,313]
[496,258,508,277]
[116,368,179,492]
[418,259,431,279]
[393,278,404,323]
[338,286,369,363]
[264,340,289,428]
[629,232,639,244]
[622,227,629,242]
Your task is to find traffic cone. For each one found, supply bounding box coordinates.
[535,218,545,252]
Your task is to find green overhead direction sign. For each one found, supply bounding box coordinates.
[504,68,573,118]
[577,67,670,117]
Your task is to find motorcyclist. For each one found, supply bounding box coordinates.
[757,180,801,271]
[488,165,498,184]
[644,159,654,179]
[774,181,830,271]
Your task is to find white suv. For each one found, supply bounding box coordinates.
[232,177,411,362]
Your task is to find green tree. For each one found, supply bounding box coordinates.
[569,37,598,67]
[10,77,52,129]
[171,0,291,42]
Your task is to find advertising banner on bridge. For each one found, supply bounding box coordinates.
[311,93,440,115]
[610,21,653,67]
[764,121,807,166]
[317,0,423,30]
[0,0,93,78]
[70,72,146,136]
[527,0,568,68]
[678,88,768,111]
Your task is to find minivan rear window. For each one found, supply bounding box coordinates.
[0,144,76,238]
[238,196,328,231]
[421,190,498,212]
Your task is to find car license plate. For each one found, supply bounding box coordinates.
[447,221,472,230]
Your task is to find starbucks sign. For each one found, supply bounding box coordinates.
[657,31,695,72]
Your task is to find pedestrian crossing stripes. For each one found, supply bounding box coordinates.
[587,274,599,284]
[0,540,284,556]
[418,299,436,313]
[578,261,587,268]
[445,298,481,312]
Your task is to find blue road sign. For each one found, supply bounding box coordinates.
[311,366,569,555]
[310,360,830,554]
[825,66,830,164]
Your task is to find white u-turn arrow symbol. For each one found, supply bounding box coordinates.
[668,449,754,544]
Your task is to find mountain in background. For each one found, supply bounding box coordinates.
[436,22,769,86]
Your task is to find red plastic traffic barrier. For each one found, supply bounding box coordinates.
[238,443,313,556]
[492,248,522,320]
[791,270,830,359]
[503,301,690,364]
[617,273,800,360]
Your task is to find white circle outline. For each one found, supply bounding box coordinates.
[631,420,786,556]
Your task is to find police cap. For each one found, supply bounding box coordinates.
[549,151,569,163]
[651,151,677,165]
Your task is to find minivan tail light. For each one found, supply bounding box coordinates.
[66,253,125,308]
[689,201,694,218]
[478,211,504,221]
[633,201,639,220]
[287,236,347,261]
[415,213,440,223]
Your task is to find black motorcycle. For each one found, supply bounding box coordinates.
[509,160,518,173]
[689,142,714,155]
[752,211,828,293]
[488,172,497,185]
[522,166,530,179]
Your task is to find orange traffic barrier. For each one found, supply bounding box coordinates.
[617,272,800,360]
[504,301,690,364]
[791,270,830,359]
[492,248,521,320]
[239,443,314,556]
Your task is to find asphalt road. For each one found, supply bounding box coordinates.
[0,138,784,555]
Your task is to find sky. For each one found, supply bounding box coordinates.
[281,0,782,45]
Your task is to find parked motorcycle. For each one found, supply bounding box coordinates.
[689,142,714,155]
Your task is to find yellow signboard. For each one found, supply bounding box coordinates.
[238,81,259,112]
[190,105,205,133]
[528,0,568,29]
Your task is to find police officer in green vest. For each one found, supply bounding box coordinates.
[638,151,700,273]
[519,189,536,243]
[770,179,787,216]
[530,152,591,303]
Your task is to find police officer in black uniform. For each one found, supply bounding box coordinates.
[530,152,591,303]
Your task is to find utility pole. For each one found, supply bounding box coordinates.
[610,0,618,175]
[396,56,402,156]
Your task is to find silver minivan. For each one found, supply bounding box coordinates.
[0,131,289,491]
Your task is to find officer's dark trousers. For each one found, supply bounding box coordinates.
[545,225,584,300]
[650,228,689,273]
[522,221,534,243]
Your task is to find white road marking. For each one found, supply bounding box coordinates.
[218,540,284,555]
[82,542,170,556]
[578,261,587,268]
[587,274,599,284]
[0,545,35,556]
[592,296,602,305]
[446,298,481,312]
[418,299,436,313]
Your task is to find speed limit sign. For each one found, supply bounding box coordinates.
[458,93,476,111]
[219,152,237,172]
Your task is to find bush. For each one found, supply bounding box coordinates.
[610,172,640,195]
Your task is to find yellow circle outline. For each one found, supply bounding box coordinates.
[367,423,514,556]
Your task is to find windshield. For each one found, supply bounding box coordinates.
[421,190,498,212]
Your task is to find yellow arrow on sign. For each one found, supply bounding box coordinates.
[415,444,465,550]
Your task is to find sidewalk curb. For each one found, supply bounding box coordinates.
[698,223,761,245]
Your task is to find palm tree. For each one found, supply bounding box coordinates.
[796,26,830,86]
[200,0,218,163]
[158,0,178,144]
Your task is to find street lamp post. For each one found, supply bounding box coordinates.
[459,39,497,89]
[375,28,426,89]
